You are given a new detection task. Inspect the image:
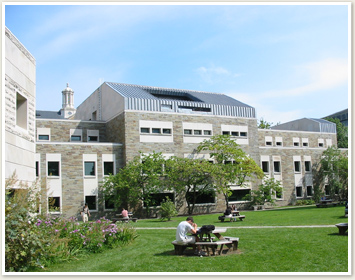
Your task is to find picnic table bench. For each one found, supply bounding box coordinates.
[316,200,339,208]
[335,223,348,235]
[218,214,245,222]
[195,239,232,256]
[112,217,138,223]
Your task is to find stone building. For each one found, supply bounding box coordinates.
[4,27,36,187]
[35,82,337,218]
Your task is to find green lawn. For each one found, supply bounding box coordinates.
[32,205,349,273]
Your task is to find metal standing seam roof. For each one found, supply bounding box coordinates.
[105,82,253,108]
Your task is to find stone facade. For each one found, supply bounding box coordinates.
[5,27,36,186]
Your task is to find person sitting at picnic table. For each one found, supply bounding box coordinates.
[224,206,234,221]
[121,208,129,219]
[176,216,205,256]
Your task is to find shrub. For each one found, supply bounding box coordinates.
[159,196,178,221]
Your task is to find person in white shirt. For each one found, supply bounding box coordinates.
[176,216,205,256]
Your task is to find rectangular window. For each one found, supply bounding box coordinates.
[184,129,192,135]
[274,161,281,173]
[240,132,247,137]
[104,195,115,210]
[144,193,174,207]
[222,131,230,135]
[294,161,301,172]
[85,195,97,211]
[204,130,212,136]
[152,128,161,134]
[276,188,283,199]
[296,186,303,197]
[194,130,202,135]
[229,189,251,201]
[88,136,98,142]
[186,190,215,204]
[306,186,313,196]
[276,141,282,146]
[231,131,239,137]
[84,161,96,176]
[104,162,114,176]
[38,135,49,141]
[303,142,308,147]
[48,161,60,176]
[294,142,299,146]
[48,197,60,212]
[262,161,269,173]
[141,127,150,133]
[36,161,39,177]
[71,135,81,141]
[162,128,171,134]
[16,92,27,129]
[266,141,272,146]
[319,143,324,147]
[305,161,311,172]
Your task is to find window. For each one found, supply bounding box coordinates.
[274,161,281,173]
[71,135,81,141]
[186,190,215,204]
[275,137,283,146]
[163,128,171,134]
[16,92,27,129]
[38,135,49,141]
[36,161,39,177]
[104,195,115,210]
[194,130,202,135]
[88,136,98,142]
[231,131,239,137]
[84,161,95,176]
[296,186,303,197]
[293,137,300,147]
[48,197,60,212]
[48,161,60,176]
[276,188,283,199]
[294,161,301,172]
[184,129,192,135]
[306,186,313,196]
[325,185,330,196]
[104,162,114,176]
[262,161,269,173]
[144,193,174,207]
[204,130,212,136]
[240,132,247,137]
[85,195,97,211]
[276,141,282,146]
[222,131,230,135]
[319,142,324,147]
[294,142,299,147]
[303,142,308,147]
[305,161,311,172]
[229,189,251,201]
[152,128,161,134]
[141,127,150,133]
[266,141,272,146]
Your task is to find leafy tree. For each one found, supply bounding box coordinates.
[258,118,273,129]
[164,157,215,215]
[196,134,264,208]
[315,146,348,201]
[243,177,283,207]
[324,117,348,148]
[100,151,166,217]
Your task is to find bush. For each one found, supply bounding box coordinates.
[5,175,138,272]
[159,197,178,221]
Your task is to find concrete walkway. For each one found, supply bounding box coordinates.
[135,225,336,230]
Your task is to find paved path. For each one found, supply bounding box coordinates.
[135,225,336,230]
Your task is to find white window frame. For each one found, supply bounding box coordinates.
[37,127,51,141]
[70,129,83,142]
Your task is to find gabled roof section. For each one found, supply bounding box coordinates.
[105,82,255,118]
[105,82,252,107]
[271,118,336,133]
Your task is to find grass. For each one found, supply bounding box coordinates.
[30,205,348,273]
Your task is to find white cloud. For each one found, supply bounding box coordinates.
[196,65,241,84]
[260,58,348,98]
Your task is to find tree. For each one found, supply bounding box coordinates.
[315,146,348,201]
[164,157,215,215]
[258,118,273,129]
[243,177,283,206]
[324,117,348,148]
[196,134,264,208]
[100,151,166,217]
[159,196,178,221]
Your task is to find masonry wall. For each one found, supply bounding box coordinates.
[5,27,36,186]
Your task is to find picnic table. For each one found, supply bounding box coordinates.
[112,212,137,223]
[316,200,339,208]
[218,211,246,222]
[172,227,239,256]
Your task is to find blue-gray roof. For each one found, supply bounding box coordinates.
[105,82,252,108]
[271,118,336,133]
[105,82,256,118]
[36,110,62,119]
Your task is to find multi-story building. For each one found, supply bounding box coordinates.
[4,27,338,219]
[35,82,337,219]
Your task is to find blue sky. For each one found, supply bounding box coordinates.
[4,3,349,124]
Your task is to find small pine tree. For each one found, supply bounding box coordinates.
[159,197,178,221]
